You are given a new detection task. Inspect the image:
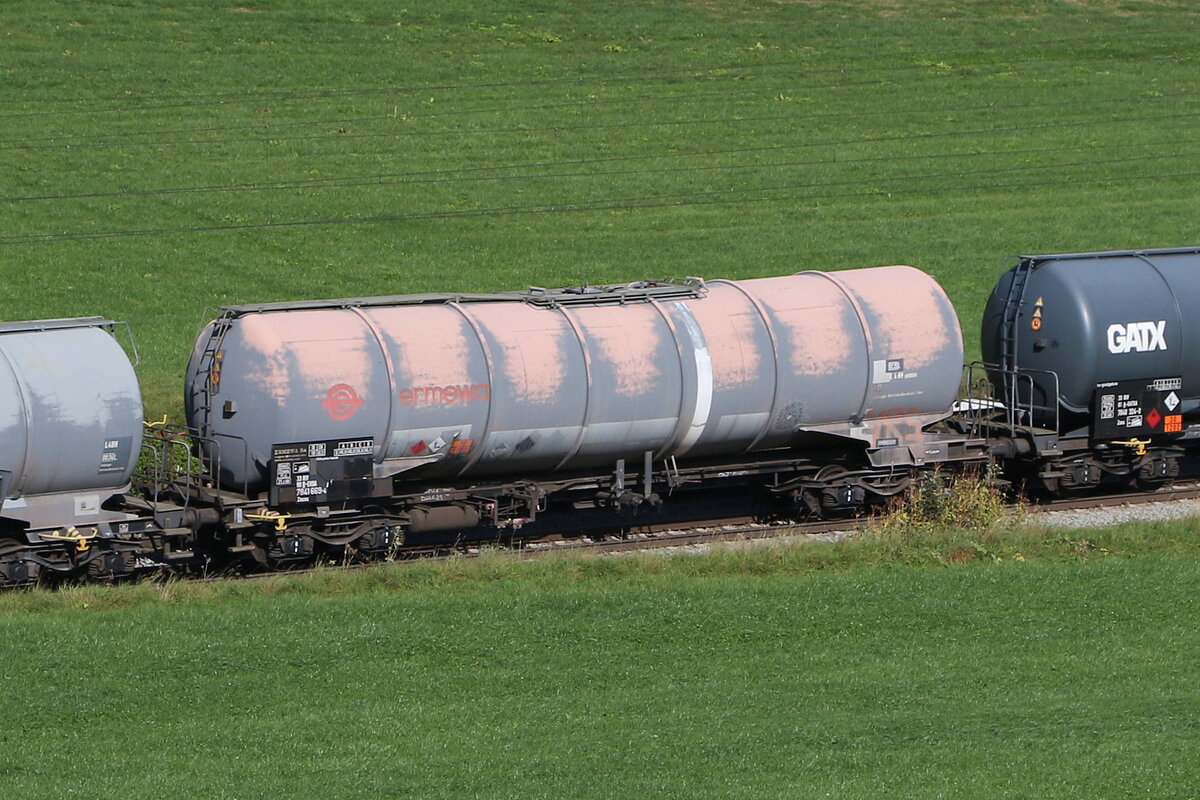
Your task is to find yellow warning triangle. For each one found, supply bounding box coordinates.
[1034,297,1044,307]
[1033,308,1042,318]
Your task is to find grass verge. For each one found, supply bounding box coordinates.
[1,511,1196,612]
[0,521,1198,798]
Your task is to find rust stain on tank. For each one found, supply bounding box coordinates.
[467,304,567,405]
[238,311,374,403]
[573,305,662,398]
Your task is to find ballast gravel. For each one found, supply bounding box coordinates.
[1037,497,1200,529]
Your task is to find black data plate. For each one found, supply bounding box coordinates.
[269,437,374,505]
[1092,377,1183,439]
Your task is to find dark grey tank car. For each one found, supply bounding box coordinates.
[982,246,1200,438]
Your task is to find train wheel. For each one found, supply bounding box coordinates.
[1037,475,1062,497]
[814,465,866,516]
[797,488,824,519]
[250,531,316,570]
[0,541,38,587]
[1041,459,1102,498]
[85,549,137,583]
[353,525,401,560]
[1133,454,1181,492]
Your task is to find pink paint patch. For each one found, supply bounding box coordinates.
[836,266,961,370]
[466,303,570,405]
[569,304,664,398]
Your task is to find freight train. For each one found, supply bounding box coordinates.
[2,246,1198,585]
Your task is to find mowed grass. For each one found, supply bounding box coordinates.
[1,0,1198,415]
[1,527,1200,799]
[4,3,1200,797]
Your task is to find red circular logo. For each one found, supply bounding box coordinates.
[321,383,363,421]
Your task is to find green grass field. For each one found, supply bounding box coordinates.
[2,0,1198,416]
[2,521,1200,799]
[4,1,1200,796]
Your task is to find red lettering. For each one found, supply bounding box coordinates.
[397,382,492,406]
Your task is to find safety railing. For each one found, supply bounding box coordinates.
[956,361,1061,437]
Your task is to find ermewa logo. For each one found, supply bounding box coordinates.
[1107,321,1167,354]
[399,383,490,406]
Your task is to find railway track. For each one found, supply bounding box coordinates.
[506,481,1200,555]
[1038,483,1200,511]
[197,482,1200,587]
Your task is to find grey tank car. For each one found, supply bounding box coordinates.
[0,318,160,582]
[184,266,965,501]
[0,318,142,518]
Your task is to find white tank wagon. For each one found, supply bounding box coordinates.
[0,318,163,583]
[0,318,143,511]
[184,266,966,512]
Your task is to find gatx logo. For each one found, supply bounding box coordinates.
[1107,320,1167,354]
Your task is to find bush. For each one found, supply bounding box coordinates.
[880,467,1009,535]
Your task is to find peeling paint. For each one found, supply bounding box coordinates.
[364,306,475,390]
[838,266,959,370]
[745,276,858,377]
[687,286,766,390]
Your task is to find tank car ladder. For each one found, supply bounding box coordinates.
[997,257,1033,428]
[985,258,1062,456]
[192,312,236,441]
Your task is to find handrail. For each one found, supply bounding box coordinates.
[959,361,1060,436]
